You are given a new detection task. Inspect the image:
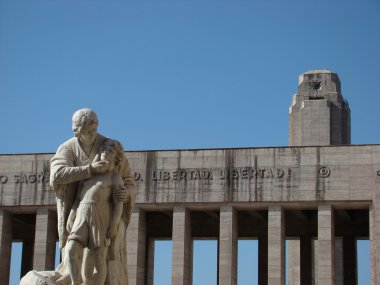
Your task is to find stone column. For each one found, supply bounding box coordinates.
[146,238,155,285]
[172,207,192,285]
[288,240,300,285]
[371,173,380,285]
[317,204,335,285]
[127,207,146,285]
[335,239,343,285]
[0,209,12,285]
[218,206,237,285]
[33,209,56,270]
[313,238,318,285]
[370,204,378,285]
[268,205,285,285]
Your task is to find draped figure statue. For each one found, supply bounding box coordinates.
[20,108,136,285]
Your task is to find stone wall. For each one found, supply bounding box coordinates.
[1,144,378,208]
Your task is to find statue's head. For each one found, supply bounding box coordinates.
[100,139,125,171]
[72,108,99,144]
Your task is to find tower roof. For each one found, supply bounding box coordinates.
[303,69,334,74]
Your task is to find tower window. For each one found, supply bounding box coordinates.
[312,82,322,91]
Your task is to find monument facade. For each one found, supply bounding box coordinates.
[0,70,379,285]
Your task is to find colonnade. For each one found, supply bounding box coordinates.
[127,204,352,285]
[0,209,57,285]
[0,205,370,285]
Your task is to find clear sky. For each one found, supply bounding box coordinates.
[0,0,379,284]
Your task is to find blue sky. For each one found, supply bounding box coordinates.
[1,0,379,284]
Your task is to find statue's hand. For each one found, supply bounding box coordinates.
[114,185,129,202]
[107,224,118,239]
[90,160,109,174]
[66,211,76,233]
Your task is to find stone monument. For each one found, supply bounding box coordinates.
[20,108,137,285]
[0,71,375,285]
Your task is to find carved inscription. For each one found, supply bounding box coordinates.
[1,167,330,185]
[0,172,49,184]
[133,167,288,183]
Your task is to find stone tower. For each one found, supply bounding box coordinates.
[289,69,351,146]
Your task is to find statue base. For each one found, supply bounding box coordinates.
[20,270,69,285]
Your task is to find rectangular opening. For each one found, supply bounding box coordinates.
[55,241,61,268]
[10,242,23,285]
[357,240,370,284]
[193,240,217,285]
[153,240,172,285]
[335,209,370,285]
[238,239,258,285]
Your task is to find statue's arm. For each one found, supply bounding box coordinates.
[50,145,92,188]
[108,176,125,238]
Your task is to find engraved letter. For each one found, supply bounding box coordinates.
[275,168,284,178]
[29,174,36,183]
[163,171,170,181]
[232,169,239,179]
[134,172,142,182]
[241,168,248,179]
[0,175,8,184]
[249,168,257,179]
[265,169,273,178]
[37,173,45,183]
[179,170,187,180]
[202,170,212,180]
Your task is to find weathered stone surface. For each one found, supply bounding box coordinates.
[1,145,378,207]
[289,69,350,146]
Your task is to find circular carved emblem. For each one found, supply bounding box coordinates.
[319,167,330,178]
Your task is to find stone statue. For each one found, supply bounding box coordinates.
[66,139,125,285]
[20,108,136,285]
